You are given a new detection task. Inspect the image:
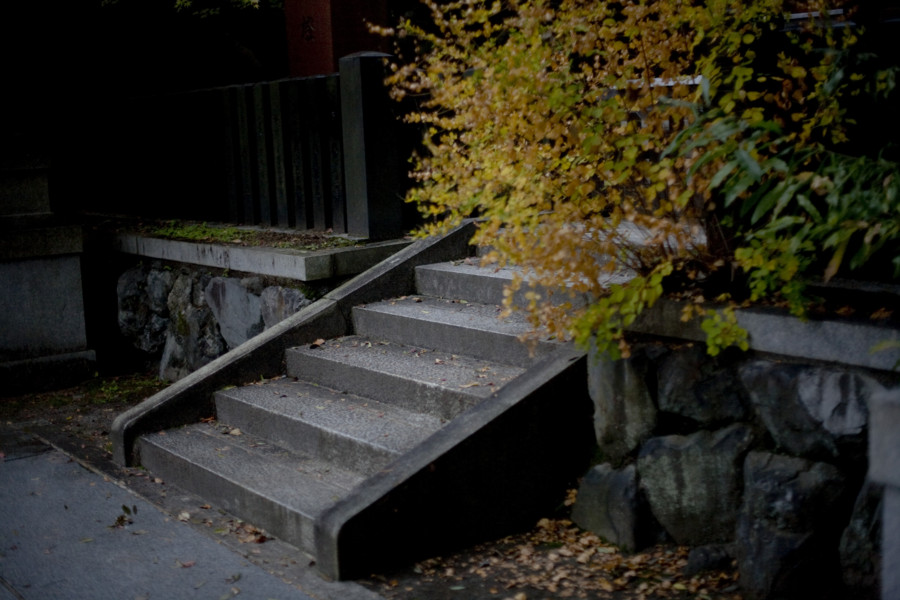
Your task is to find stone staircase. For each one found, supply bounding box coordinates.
[126,247,594,579]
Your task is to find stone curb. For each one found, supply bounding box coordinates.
[116,233,413,281]
[630,298,900,373]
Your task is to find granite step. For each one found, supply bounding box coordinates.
[214,377,444,475]
[138,422,365,556]
[286,336,525,421]
[415,260,516,306]
[415,260,630,309]
[352,295,558,368]
[133,253,581,577]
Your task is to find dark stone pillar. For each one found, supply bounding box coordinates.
[339,52,405,240]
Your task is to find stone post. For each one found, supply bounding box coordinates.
[339,52,406,240]
[869,387,900,599]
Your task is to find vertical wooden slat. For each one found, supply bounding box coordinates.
[325,74,346,233]
[283,79,310,229]
[253,84,272,225]
[303,77,328,230]
[222,86,242,223]
[269,81,291,227]
[236,85,255,223]
[137,73,351,231]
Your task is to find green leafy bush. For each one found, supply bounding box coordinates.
[378,0,899,356]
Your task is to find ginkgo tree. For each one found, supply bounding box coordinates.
[375,0,899,357]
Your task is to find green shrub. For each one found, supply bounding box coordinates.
[379,0,899,356]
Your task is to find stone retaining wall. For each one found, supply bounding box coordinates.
[117,261,321,381]
[573,341,899,600]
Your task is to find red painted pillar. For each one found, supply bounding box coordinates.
[284,0,390,78]
[284,0,336,77]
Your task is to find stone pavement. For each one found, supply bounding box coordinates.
[0,429,381,600]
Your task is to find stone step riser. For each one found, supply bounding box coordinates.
[286,348,484,421]
[139,433,322,556]
[415,263,511,306]
[352,303,548,369]
[215,392,400,476]
[415,262,599,311]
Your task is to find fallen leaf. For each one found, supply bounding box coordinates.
[871,307,893,320]
[310,338,326,349]
[460,382,480,388]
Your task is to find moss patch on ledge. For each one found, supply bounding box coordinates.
[146,220,364,251]
[91,217,369,252]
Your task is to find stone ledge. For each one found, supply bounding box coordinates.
[631,298,900,373]
[0,224,83,260]
[115,233,412,282]
[1,350,97,395]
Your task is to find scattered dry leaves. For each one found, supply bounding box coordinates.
[365,516,742,600]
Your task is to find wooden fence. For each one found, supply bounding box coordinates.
[107,52,411,240]
[222,74,345,232]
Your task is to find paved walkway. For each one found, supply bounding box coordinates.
[0,431,379,600]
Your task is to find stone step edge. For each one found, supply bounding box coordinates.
[138,423,362,554]
[415,261,628,309]
[213,380,444,473]
[285,337,525,420]
[352,297,557,368]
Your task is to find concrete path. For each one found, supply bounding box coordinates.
[0,431,378,600]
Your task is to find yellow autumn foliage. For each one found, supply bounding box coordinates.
[377,0,895,357]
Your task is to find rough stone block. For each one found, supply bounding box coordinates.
[117,263,172,354]
[205,277,264,350]
[638,423,755,546]
[588,346,661,463]
[839,479,882,599]
[572,463,659,553]
[736,451,848,600]
[741,361,875,464]
[656,344,747,425]
[159,272,227,381]
[261,285,312,328]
